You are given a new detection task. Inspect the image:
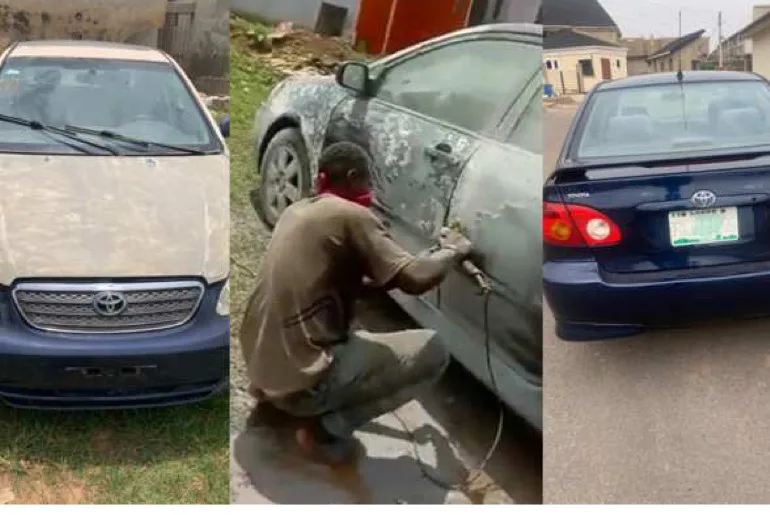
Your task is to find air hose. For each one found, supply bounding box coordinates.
[393,232,505,499]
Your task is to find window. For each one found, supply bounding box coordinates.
[0,56,219,155]
[506,87,542,154]
[668,58,673,70]
[616,59,621,68]
[576,80,770,159]
[579,59,594,77]
[375,38,541,134]
[553,60,559,69]
[545,60,553,70]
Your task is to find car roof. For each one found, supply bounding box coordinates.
[597,70,763,91]
[8,40,169,63]
[456,22,542,37]
[375,23,542,67]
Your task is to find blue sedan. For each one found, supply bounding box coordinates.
[544,71,770,342]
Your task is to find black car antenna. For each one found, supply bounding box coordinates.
[676,10,688,129]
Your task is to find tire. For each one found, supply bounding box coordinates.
[253,127,312,229]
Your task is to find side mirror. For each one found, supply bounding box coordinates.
[336,61,370,96]
[219,114,230,138]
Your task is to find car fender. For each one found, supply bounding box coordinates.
[257,75,350,180]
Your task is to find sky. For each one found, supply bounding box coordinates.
[599,0,757,43]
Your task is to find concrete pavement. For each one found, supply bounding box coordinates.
[543,104,770,504]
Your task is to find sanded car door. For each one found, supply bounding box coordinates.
[326,33,539,302]
[434,32,544,377]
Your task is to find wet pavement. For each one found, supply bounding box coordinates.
[230,294,542,504]
[543,104,770,504]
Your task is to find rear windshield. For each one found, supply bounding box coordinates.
[575,80,770,159]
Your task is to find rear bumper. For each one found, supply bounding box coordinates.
[0,282,229,410]
[544,260,770,339]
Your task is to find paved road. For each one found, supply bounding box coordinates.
[543,104,770,504]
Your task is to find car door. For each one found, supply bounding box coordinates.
[325,31,540,305]
[439,33,543,386]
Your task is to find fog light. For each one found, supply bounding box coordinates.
[586,219,611,241]
[216,279,229,316]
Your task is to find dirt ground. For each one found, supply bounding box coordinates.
[230,15,366,77]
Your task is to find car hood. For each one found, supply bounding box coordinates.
[0,153,229,285]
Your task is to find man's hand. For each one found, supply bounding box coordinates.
[439,227,473,260]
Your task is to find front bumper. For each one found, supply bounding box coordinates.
[544,260,770,340]
[0,281,229,409]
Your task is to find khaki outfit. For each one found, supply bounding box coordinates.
[240,195,449,437]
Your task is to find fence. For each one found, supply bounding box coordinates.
[544,70,585,96]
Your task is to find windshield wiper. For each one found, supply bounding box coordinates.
[64,124,207,155]
[0,113,120,155]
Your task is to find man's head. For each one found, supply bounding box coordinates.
[315,142,374,207]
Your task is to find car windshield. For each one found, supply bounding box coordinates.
[0,56,220,155]
[575,79,770,160]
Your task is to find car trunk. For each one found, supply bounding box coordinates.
[552,156,770,278]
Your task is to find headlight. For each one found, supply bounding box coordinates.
[216,279,229,316]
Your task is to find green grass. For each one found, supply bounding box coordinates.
[0,397,228,504]
[229,34,280,213]
[229,17,282,341]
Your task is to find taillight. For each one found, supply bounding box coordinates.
[543,202,622,247]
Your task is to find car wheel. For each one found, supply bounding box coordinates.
[254,127,311,228]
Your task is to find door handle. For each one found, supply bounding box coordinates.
[424,142,460,166]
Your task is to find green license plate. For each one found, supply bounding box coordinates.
[668,206,739,247]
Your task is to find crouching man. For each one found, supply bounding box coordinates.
[240,142,473,464]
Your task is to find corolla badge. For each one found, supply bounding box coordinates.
[92,291,128,317]
[690,190,717,208]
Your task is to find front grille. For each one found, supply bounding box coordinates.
[12,281,204,333]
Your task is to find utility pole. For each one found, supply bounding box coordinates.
[718,11,724,70]
[678,11,683,71]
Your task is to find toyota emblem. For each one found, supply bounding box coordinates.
[93,291,127,317]
[690,190,717,209]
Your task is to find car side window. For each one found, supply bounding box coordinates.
[374,38,541,135]
[506,92,542,155]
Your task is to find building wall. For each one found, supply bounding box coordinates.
[484,0,540,23]
[755,5,770,21]
[183,0,229,93]
[753,29,770,80]
[0,0,166,48]
[0,0,228,92]
[544,46,628,94]
[622,36,675,76]
[627,55,650,75]
[649,38,709,73]
[231,0,359,34]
